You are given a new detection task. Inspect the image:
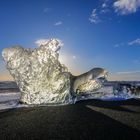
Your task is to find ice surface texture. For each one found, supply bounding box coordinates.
[2,39,108,105]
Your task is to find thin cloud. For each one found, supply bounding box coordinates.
[117,71,140,74]
[109,70,140,81]
[114,0,140,15]
[114,44,120,48]
[133,59,140,64]
[89,1,111,24]
[90,0,140,25]
[43,8,50,13]
[128,38,140,46]
[89,9,101,24]
[72,55,77,59]
[54,21,63,26]
[102,3,107,8]
[114,42,125,48]
[114,38,140,48]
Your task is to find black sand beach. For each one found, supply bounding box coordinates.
[0,99,140,140]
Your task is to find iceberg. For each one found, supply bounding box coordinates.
[2,39,108,105]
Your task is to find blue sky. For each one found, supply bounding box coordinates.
[1,0,140,81]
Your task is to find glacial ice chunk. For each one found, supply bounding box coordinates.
[2,39,108,105]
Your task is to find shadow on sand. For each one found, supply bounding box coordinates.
[0,99,140,140]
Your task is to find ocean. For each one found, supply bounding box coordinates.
[0,81,140,110]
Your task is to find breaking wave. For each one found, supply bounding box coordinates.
[0,81,140,110]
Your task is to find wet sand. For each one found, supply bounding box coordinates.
[0,99,140,140]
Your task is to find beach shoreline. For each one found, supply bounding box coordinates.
[0,99,140,140]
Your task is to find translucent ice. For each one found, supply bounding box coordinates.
[2,39,108,105]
